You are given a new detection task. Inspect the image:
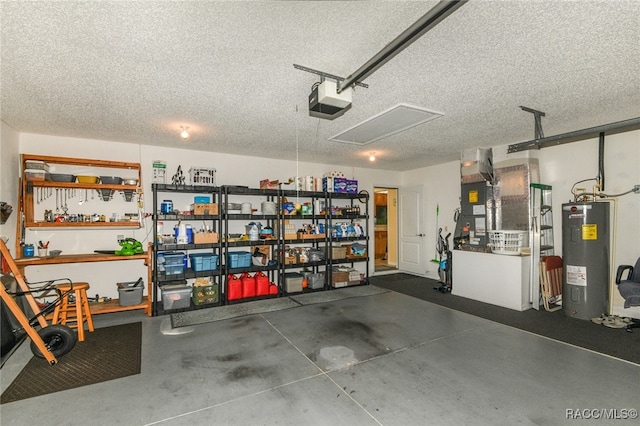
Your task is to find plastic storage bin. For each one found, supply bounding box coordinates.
[192,284,219,305]
[117,280,144,306]
[159,252,186,275]
[284,272,303,293]
[303,272,325,290]
[189,253,219,272]
[227,252,252,269]
[189,167,216,186]
[162,285,192,310]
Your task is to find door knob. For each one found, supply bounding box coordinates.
[416,233,425,237]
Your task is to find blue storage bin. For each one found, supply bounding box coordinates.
[163,252,186,267]
[227,251,252,268]
[165,264,185,276]
[189,253,219,272]
[158,252,186,275]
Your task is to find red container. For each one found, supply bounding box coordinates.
[269,284,279,295]
[227,274,242,301]
[255,271,269,296]
[241,272,256,298]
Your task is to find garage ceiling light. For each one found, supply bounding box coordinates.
[329,104,443,145]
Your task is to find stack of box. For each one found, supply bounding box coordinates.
[331,266,361,288]
[322,171,358,194]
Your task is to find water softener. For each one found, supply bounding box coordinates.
[562,202,609,320]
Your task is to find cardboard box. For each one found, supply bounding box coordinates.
[333,177,348,193]
[193,232,218,244]
[191,203,218,215]
[346,179,358,194]
[254,245,271,260]
[327,247,347,259]
[259,179,280,189]
[331,267,361,288]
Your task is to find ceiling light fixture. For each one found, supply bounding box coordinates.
[180,126,190,139]
[369,152,376,162]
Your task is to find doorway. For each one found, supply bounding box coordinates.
[374,187,398,273]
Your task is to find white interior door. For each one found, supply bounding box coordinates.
[399,185,426,275]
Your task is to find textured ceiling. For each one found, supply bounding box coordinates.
[1,1,639,171]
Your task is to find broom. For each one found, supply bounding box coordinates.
[431,203,440,263]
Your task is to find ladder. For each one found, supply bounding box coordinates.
[529,183,557,310]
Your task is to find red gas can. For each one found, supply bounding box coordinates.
[255,271,269,296]
[227,274,242,301]
[269,284,279,295]
[241,272,256,298]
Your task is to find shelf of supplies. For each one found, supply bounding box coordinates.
[89,297,150,315]
[15,252,149,266]
[25,221,140,229]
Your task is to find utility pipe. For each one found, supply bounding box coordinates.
[598,132,605,191]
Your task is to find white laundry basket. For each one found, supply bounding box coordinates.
[488,230,525,255]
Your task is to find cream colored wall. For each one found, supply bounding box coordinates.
[15,133,400,299]
[0,121,20,253]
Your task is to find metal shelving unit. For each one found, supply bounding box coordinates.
[151,183,369,315]
[529,183,555,310]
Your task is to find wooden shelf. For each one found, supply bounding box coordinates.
[25,221,140,229]
[90,297,150,316]
[28,181,139,191]
[15,252,149,266]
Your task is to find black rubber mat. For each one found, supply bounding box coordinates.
[371,273,640,365]
[1,322,142,404]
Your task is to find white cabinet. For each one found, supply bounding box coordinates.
[452,250,532,311]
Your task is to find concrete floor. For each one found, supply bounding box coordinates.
[1,287,639,425]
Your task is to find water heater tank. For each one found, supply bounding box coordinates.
[561,202,609,320]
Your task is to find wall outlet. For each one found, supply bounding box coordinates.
[117,235,124,243]
[634,184,640,194]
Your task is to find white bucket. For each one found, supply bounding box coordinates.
[262,201,276,215]
[241,203,252,214]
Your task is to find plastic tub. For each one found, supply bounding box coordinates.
[227,252,252,269]
[50,173,76,182]
[99,176,123,185]
[189,253,219,272]
[77,175,99,184]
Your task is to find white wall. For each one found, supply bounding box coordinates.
[0,121,20,252]
[401,129,640,316]
[537,130,640,318]
[401,160,460,279]
[5,129,638,317]
[15,133,400,299]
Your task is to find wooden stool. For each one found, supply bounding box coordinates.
[52,282,94,342]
